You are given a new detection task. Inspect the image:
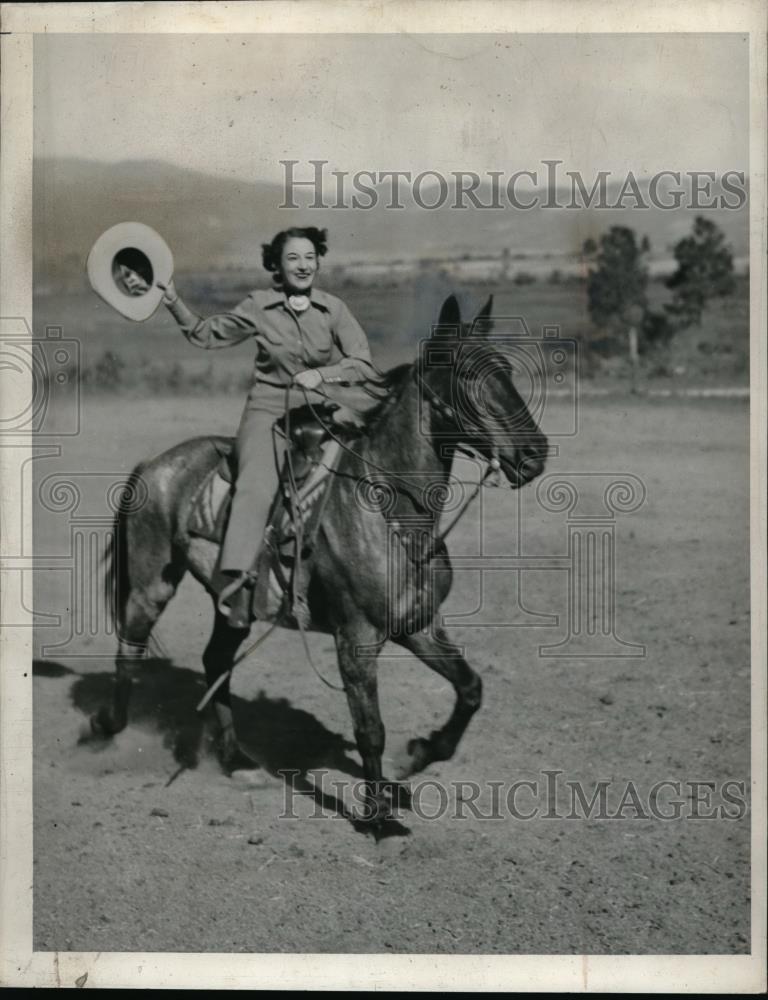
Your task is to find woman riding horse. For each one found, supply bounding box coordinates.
[159,226,382,629]
[96,289,549,827]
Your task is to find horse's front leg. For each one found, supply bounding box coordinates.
[334,622,392,828]
[394,625,482,778]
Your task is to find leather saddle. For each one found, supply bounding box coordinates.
[188,404,355,625]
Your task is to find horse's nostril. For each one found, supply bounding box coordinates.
[521,451,546,478]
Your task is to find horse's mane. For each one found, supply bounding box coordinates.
[360,341,515,435]
[360,362,413,433]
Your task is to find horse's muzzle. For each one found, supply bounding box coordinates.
[501,439,548,488]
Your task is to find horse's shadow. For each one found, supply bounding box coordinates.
[34,657,411,835]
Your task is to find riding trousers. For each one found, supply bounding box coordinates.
[219,384,328,575]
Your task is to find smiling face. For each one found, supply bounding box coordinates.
[278,236,318,294]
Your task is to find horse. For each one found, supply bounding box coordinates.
[93,294,548,829]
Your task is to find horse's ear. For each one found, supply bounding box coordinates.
[468,294,494,337]
[432,294,463,337]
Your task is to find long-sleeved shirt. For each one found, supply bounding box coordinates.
[169,285,377,378]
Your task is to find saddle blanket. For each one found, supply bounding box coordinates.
[188,437,342,548]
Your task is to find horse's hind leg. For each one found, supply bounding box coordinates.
[91,558,185,738]
[201,606,251,770]
[394,625,482,778]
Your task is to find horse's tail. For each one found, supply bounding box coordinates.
[103,464,146,638]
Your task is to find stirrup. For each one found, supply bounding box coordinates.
[291,592,311,630]
[251,526,277,620]
[217,571,254,620]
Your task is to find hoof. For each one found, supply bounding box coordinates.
[88,708,117,740]
[352,808,411,840]
[78,719,100,744]
[216,727,259,775]
[376,778,412,812]
[350,782,411,833]
[230,768,271,789]
[372,818,412,841]
[393,737,432,779]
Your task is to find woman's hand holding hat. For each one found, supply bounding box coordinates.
[157,279,199,333]
[156,278,178,306]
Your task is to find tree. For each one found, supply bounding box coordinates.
[584,227,674,375]
[665,216,735,328]
[584,227,649,331]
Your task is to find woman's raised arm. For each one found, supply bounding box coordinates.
[158,279,256,349]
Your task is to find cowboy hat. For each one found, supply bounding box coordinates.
[86,222,174,321]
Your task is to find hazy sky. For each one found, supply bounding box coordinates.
[34,32,749,183]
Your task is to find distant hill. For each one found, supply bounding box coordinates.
[34,157,749,288]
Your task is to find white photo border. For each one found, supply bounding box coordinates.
[1,1,765,991]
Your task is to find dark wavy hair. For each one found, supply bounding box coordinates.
[261,227,329,274]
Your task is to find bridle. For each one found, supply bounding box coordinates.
[412,363,502,459]
[409,363,504,550]
[289,363,506,548]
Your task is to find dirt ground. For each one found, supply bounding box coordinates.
[32,392,751,955]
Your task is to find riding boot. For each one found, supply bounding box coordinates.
[217,572,255,630]
[290,562,312,629]
[251,526,277,620]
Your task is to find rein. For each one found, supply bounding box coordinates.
[296,366,503,538]
[283,385,347,693]
[410,366,502,555]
